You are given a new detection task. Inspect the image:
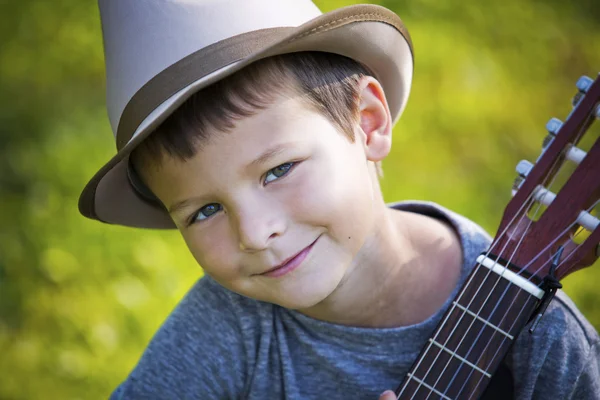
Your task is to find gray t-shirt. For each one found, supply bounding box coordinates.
[111,201,600,399]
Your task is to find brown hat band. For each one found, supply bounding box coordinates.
[115,27,293,150]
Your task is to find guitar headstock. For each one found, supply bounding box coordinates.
[490,74,600,284]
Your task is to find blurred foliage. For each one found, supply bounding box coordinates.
[0,0,598,399]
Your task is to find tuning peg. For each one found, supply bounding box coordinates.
[577,209,600,232]
[511,176,524,196]
[542,134,554,150]
[531,186,600,231]
[545,118,563,135]
[576,76,593,93]
[542,118,563,149]
[565,144,587,164]
[540,118,587,164]
[572,92,584,107]
[512,160,533,196]
[573,76,594,107]
[516,160,534,178]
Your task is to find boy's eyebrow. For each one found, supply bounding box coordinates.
[169,197,207,215]
[248,142,295,169]
[169,143,297,215]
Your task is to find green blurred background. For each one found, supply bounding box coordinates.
[0,0,598,398]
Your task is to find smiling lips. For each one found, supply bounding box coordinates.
[260,237,320,278]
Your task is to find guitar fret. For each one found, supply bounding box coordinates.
[406,373,453,400]
[452,301,514,340]
[428,339,492,378]
[397,259,543,399]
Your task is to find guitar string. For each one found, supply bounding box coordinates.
[459,212,592,399]
[398,95,594,398]
[445,117,594,398]
[434,104,596,399]
[395,188,537,398]
[525,202,599,281]
[431,208,539,399]
[466,215,595,399]
[400,117,584,399]
[428,188,551,399]
[409,137,568,400]
[398,191,540,399]
[439,146,586,398]
[444,117,594,398]
[397,210,530,397]
[403,207,593,400]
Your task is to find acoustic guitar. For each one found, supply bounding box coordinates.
[394,74,600,399]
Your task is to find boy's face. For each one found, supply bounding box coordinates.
[144,93,389,311]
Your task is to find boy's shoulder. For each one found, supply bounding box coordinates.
[508,289,600,398]
[392,201,600,397]
[161,274,269,345]
[110,275,268,399]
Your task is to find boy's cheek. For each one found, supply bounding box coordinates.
[181,225,239,278]
[296,156,373,221]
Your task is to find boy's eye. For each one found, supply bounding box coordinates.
[264,162,294,184]
[188,162,295,225]
[192,203,222,223]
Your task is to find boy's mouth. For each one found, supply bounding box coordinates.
[259,236,320,278]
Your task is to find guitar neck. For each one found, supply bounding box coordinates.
[396,258,542,400]
[394,73,600,400]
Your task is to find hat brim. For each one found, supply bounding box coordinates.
[79,4,414,229]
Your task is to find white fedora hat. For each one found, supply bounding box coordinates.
[79,0,414,229]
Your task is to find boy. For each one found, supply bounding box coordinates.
[80,0,599,398]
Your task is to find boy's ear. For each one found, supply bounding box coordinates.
[357,76,392,162]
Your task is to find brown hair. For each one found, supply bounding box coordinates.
[132,51,382,174]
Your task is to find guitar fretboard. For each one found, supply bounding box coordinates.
[396,261,541,399]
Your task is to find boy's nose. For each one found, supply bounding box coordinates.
[234,206,286,252]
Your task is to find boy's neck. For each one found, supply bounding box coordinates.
[296,205,464,328]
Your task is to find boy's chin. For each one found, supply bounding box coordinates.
[266,276,342,311]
